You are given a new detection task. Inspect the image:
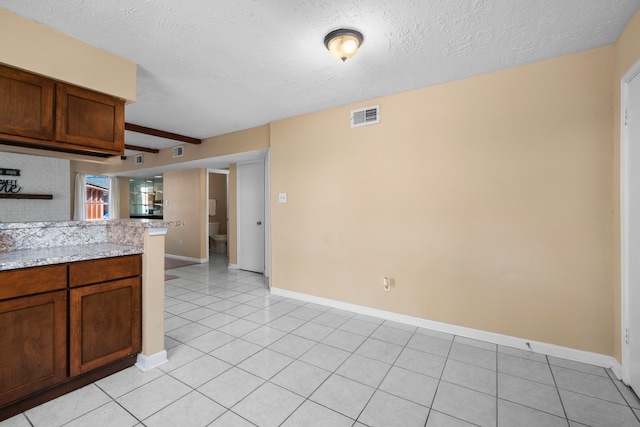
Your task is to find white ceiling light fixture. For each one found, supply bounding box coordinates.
[324,28,363,62]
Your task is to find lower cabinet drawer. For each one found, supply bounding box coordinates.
[69,277,141,376]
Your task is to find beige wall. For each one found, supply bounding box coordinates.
[164,168,207,260]
[228,164,238,265]
[0,8,136,101]
[208,173,228,235]
[271,46,615,355]
[613,10,640,362]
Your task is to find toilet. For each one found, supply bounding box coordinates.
[209,222,227,254]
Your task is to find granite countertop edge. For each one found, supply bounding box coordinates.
[0,243,144,271]
[0,219,183,230]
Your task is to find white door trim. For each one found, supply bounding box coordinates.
[621,58,640,384]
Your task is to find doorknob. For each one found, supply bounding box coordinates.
[257,221,262,225]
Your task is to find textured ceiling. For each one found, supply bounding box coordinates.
[2,0,640,152]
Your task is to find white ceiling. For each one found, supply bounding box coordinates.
[2,0,640,155]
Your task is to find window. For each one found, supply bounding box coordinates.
[85,175,109,220]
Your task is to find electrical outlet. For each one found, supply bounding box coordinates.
[279,193,288,203]
[383,277,391,292]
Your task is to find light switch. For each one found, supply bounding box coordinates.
[278,193,288,203]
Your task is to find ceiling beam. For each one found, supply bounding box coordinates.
[124,144,160,154]
[125,123,202,145]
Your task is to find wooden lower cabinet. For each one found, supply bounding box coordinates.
[0,290,67,405]
[0,255,142,420]
[69,277,141,376]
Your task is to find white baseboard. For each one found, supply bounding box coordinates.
[270,287,622,377]
[165,254,208,264]
[228,263,239,270]
[135,350,168,372]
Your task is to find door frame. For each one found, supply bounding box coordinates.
[621,58,640,384]
[236,159,269,276]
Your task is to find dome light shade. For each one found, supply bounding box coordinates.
[324,29,363,62]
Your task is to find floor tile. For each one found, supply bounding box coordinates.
[548,356,608,377]
[164,301,200,315]
[164,315,192,332]
[270,360,332,397]
[498,345,548,363]
[321,329,367,352]
[96,365,164,399]
[241,325,287,347]
[216,318,261,337]
[165,322,212,343]
[336,353,391,387]
[339,318,380,336]
[223,303,260,318]
[552,365,627,404]
[208,411,255,427]
[310,374,375,419]
[407,333,453,357]
[232,382,304,427]
[432,382,497,427]
[379,365,439,407]
[426,410,478,426]
[355,337,403,364]
[370,325,413,346]
[185,329,235,353]
[615,379,640,409]
[299,343,351,371]
[266,315,307,332]
[210,338,263,365]
[454,336,496,351]
[158,344,205,373]
[143,391,225,427]
[0,415,31,427]
[359,390,430,427]
[291,321,335,341]
[417,328,455,342]
[198,367,264,408]
[498,399,569,427]
[169,354,231,388]
[448,342,496,370]
[237,348,293,380]
[25,384,111,427]
[268,333,316,358]
[62,401,138,427]
[498,373,564,417]
[560,388,640,427]
[281,400,353,427]
[442,359,497,395]
[196,312,237,329]
[383,319,418,333]
[179,306,217,321]
[116,375,191,420]
[497,352,554,385]
[288,306,324,321]
[395,347,447,378]
[310,311,351,328]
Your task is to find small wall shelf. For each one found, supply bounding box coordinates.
[0,194,53,200]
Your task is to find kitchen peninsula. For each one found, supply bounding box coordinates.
[0,219,181,420]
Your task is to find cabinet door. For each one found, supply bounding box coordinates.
[0,65,54,141]
[69,277,141,376]
[55,83,124,154]
[0,291,67,406]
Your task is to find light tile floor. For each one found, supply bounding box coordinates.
[3,253,640,427]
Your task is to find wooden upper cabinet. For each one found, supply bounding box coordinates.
[0,65,54,141]
[55,83,124,154]
[0,63,125,156]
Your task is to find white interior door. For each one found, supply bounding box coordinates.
[623,62,640,390]
[238,161,265,273]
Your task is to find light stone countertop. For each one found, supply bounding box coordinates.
[0,243,144,271]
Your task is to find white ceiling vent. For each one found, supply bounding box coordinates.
[173,145,184,158]
[134,154,143,165]
[351,105,380,128]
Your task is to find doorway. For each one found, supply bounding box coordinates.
[621,59,640,390]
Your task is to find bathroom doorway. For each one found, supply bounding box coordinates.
[207,170,229,257]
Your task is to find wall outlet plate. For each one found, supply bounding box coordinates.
[279,193,288,203]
